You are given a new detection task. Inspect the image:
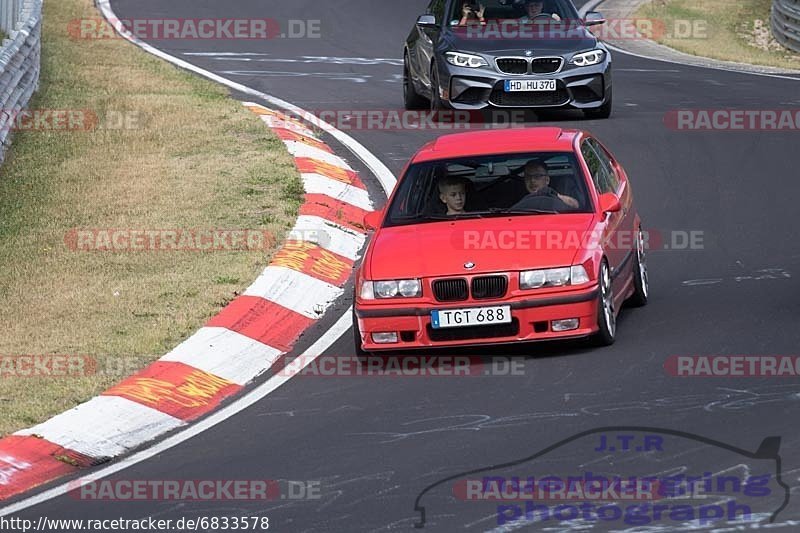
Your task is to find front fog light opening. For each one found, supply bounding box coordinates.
[372,332,399,344]
[552,319,580,332]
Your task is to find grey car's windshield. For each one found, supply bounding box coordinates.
[448,0,580,26]
[384,152,593,227]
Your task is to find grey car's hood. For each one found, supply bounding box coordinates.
[441,23,599,56]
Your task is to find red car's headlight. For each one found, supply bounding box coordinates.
[519,266,589,290]
[360,279,422,300]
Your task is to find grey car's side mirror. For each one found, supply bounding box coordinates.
[584,11,606,26]
[416,14,438,27]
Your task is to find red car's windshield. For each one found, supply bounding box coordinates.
[384,152,593,227]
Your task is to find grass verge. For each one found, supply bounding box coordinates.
[635,0,800,70]
[0,0,302,435]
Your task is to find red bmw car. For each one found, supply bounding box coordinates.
[354,127,648,353]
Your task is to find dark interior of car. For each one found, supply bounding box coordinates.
[424,165,584,213]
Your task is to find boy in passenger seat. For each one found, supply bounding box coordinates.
[438,176,470,215]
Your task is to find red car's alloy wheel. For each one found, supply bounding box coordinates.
[595,261,616,346]
[628,228,649,307]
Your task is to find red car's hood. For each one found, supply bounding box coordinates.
[367,214,596,279]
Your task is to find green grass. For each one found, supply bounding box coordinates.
[0,0,302,435]
[635,0,800,69]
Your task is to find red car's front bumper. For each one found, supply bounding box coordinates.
[354,284,600,351]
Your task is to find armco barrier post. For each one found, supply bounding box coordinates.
[772,0,800,53]
[0,0,42,166]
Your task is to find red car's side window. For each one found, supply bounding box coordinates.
[582,139,619,194]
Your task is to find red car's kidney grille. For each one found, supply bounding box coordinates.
[432,279,469,302]
[471,276,508,299]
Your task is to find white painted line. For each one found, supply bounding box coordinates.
[159,327,283,386]
[243,266,343,319]
[184,52,272,56]
[291,214,366,260]
[14,397,184,460]
[0,0,393,515]
[301,173,374,211]
[97,1,395,194]
[584,1,800,82]
[603,41,800,82]
[0,309,355,517]
[284,141,353,169]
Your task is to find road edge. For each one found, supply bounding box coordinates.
[590,0,800,79]
[0,0,396,506]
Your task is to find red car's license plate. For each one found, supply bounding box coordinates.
[431,306,512,329]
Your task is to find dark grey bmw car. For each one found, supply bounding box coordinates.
[404,0,612,118]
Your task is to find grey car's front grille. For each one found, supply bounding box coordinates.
[496,58,529,75]
[494,56,564,75]
[531,57,563,74]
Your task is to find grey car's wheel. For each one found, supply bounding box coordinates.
[627,227,649,307]
[430,65,446,111]
[593,261,616,346]
[404,54,428,110]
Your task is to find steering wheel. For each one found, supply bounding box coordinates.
[510,192,567,212]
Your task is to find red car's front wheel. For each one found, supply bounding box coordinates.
[352,305,370,357]
[627,227,649,307]
[594,261,616,346]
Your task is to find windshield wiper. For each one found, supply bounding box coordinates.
[391,208,556,222]
[484,208,559,216]
[392,213,487,221]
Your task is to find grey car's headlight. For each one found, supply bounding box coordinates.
[570,49,606,67]
[360,279,422,299]
[445,51,488,68]
[520,266,590,289]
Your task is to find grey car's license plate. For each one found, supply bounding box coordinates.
[504,79,556,92]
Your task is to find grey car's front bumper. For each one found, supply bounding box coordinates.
[435,57,611,111]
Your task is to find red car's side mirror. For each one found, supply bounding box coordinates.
[599,193,622,215]
[363,210,383,230]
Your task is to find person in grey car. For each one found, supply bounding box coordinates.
[519,0,562,22]
[458,1,487,25]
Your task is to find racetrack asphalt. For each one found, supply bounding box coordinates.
[7,0,800,530]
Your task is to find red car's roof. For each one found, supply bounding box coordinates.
[412,127,583,163]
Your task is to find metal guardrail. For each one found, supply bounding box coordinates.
[772,0,800,53]
[0,0,42,165]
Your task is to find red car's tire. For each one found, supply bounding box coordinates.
[352,305,370,357]
[627,227,649,307]
[593,260,616,346]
